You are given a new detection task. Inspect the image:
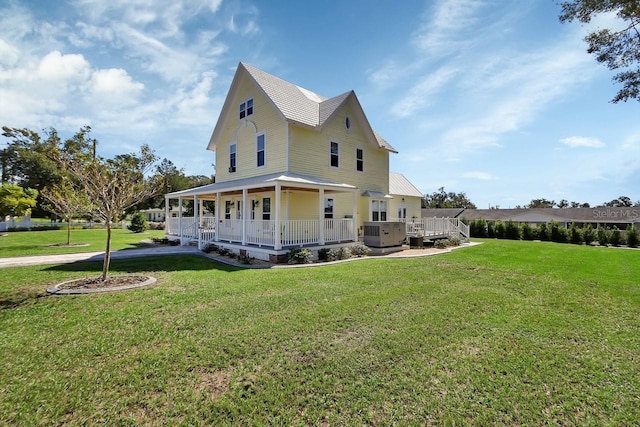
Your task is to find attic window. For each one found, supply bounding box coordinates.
[240,98,253,119]
[345,116,351,130]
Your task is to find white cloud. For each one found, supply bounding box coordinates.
[412,0,484,56]
[462,171,496,180]
[37,50,91,83]
[89,68,144,103]
[390,66,458,117]
[560,136,605,148]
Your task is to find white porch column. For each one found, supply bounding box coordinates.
[318,188,325,245]
[242,188,248,245]
[164,197,170,234]
[215,192,220,242]
[193,195,199,248]
[275,182,282,250]
[178,196,183,245]
[352,190,358,242]
[198,199,204,226]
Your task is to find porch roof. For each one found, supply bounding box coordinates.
[165,172,357,199]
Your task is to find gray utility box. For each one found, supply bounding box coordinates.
[363,221,406,248]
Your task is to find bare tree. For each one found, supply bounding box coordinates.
[40,178,94,245]
[51,127,158,280]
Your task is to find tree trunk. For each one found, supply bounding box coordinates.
[66,219,71,245]
[102,222,112,281]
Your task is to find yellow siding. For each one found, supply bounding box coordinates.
[388,196,422,220]
[288,102,389,194]
[215,76,288,183]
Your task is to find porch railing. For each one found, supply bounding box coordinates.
[396,217,469,239]
[169,217,355,248]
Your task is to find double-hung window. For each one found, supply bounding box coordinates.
[256,133,265,167]
[324,198,334,219]
[356,148,364,172]
[229,143,237,173]
[239,98,253,119]
[371,200,387,221]
[330,141,339,168]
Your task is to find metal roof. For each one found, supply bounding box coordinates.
[389,172,423,198]
[165,172,357,199]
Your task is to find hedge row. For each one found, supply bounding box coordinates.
[469,219,639,248]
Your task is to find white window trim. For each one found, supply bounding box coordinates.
[239,97,254,120]
[356,147,364,172]
[370,199,388,222]
[256,132,266,168]
[330,141,339,168]
[229,142,237,173]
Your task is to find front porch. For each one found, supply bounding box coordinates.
[164,172,360,261]
[166,217,355,251]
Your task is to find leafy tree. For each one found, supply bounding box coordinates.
[505,220,521,240]
[0,183,38,218]
[50,126,158,281]
[40,178,94,245]
[527,198,556,208]
[601,196,634,207]
[560,0,640,103]
[557,199,569,208]
[1,127,64,217]
[422,187,476,208]
[521,223,535,240]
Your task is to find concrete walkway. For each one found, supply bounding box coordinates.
[0,245,203,268]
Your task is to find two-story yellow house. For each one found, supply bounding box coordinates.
[165,62,424,261]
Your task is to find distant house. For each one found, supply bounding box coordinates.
[165,63,455,260]
[423,207,640,229]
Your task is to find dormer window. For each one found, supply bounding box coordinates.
[240,98,253,119]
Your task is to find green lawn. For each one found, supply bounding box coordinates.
[0,228,165,257]
[1,240,638,425]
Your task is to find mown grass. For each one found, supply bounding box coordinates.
[0,228,165,257]
[0,240,638,425]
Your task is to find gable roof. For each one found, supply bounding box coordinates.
[389,172,423,198]
[208,62,397,153]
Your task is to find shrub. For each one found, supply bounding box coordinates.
[470,219,487,238]
[537,223,550,241]
[446,235,461,246]
[148,222,165,230]
[325,246,352,262]
[202,243,218,253]
[521,223,535,240]
[625,225,639,248]
[505,220,520,240]
[152,237,179,246]
[569,223,583,245]
[434,239,449,249]
[486,221,495,238]
[318,248,330,262]
[287,248,313,264]
[128,212,148,233]
[596,226,610,246]
[582,224,596,245]
[238,253,253,264]
[350,242,371,257]
[550,222,568,243]
[610,227,623,246]
[493,221,506,239]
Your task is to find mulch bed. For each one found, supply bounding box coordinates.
[47,275,157,295]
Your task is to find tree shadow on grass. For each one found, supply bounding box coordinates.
[1,255,243,310]
[43,254,245,274]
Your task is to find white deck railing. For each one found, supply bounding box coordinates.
[169,217,355,248]
[396,217,469,239]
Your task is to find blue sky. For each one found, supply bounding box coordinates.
[0,0,638,208]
